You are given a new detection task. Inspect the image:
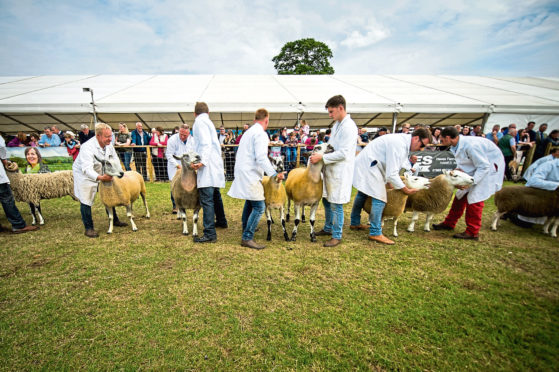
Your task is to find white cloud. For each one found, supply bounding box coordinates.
[340,23,390,49]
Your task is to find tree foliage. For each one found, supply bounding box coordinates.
[272,38,334,75]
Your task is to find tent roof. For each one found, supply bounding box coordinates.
[1,74,558,133]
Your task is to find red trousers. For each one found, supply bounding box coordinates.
[442,195,484,236]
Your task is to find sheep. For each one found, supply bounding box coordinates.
[170,152,201,236]
[262,156,289,241]
[363,173,431,237]
[4,161,77,225]
[95,156,150,234]
[491,186,559,237]
[405,169,475,233]
[285,143,334,242]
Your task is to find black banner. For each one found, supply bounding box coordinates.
[410,151,456,178]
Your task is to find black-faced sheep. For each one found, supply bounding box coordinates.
[491,186,559,237]
[170,152,201,236]
[95,156,150,234]
[262,156,289,241]
[4,161,77,225]
[405,169,475,233]
[285,143,334,242]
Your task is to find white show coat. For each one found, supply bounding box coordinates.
[228,123,276,201]
[322,114,358,204]
[72,136,118,206]
[523,154,554,181]
[0,136,9,184]
[525,158,559,190]
[451,135,505,204]
[165,133,195,180]
[353,134,410,203]
[191,113,225,188]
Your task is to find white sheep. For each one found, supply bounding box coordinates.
[363,173,431,237]
[406,169,475,233]
[285,143,334,242]
[262,156,289,241]
[170,152,201,236]
[4,161,77,225]
[491,186,559,237]
[95,156,150,233]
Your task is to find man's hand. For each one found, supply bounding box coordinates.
[176,164,181,169]
[456,185,471,190]
[309,153,323,164]
[190,163,204,170]
[401,186,418,195]
[276,172,285,181]
[97,174,113,182]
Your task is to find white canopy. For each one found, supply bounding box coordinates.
[1,74,558,134]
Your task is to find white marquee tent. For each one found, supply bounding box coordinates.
[1,74,558,134]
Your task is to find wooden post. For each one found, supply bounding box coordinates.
[146,146,154,182]
[296,145,301,168]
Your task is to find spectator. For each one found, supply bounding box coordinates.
[149,126,169,181]
[523,148,559,181]
[78,124,95,144]
[472,125,485,137]
[28,133,39,147]
[324,128,331,142]
[223,129,236,181]
[373,127,388,140]
[7,132,28,147]
[431,127,442,145]
[24,147,50,174]
[38,126,61,147]
[270,133,283,158]
[533,123,549,161]
[399,123,411,134]
[461,126,471,136]
[486,124,503,144]
[301,120,310,137]
[218,126,227,144]
[115,123,132,171]
[235,123,250,144]
[317,131,326,144]
[130,122,151,181]
[172,126,180,135]
[51,125,65,144]
[284,131,299,172]
[525,121,537,142]
[356,127,368,153]
[279,127,288,143]
[542,129,559,149]
[498,125,517,181]
[63,131,80,161]
[454,124,462,133]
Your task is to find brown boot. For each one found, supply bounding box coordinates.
[350,224,369,230]
[315,229,332,236]
[432,222,454,231]
[452,232,479,241]
[12,225,39,234]
[368,234,395,245]
[241,239,265,250]
[323,238,341,247]
[84,229,99,238]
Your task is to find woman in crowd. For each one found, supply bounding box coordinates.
[269,133,283,158]
[284,131,299,172]
[516,128,534,164]
[28,133,39,147]
[7,132,28,147]
[461,126,471,136]
[63,131,80,160]
[149,126,168,181]
[24,147,50,174]
[431,127,442,145]
[223,129,236,181]
[115,122,132,171]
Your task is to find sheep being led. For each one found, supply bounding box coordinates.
[95,156,150,233]
[363,173,431,237]
[4,161,77,225]
[285,143,335,242]
[262,156,289,241]
[171,152,201,236]
[491,186,559,237]
[406,169,475,233]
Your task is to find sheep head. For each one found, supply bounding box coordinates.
[94,155,124,178]
[269,156,284,173]
[404,173,430,190]
[442,169,475,187]
[311,143,334,156]
[173,151,201,169]
[4,161,19,172]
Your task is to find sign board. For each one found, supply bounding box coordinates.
[410,151,456,178]
[6,147,73,171]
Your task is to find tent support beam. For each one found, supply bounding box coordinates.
[178,113,185,124]
[362,113,382,127]
[462,115,485,126]
[431,113,456,126]
[391,112,398,133]
[398,113,419,126]
[0,113,38,132]
[135,114,150,130]
[220,113,224,128]
[44,113,73,131]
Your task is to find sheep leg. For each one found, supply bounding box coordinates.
[29,203,37,226]
[407,211,419,232]
[36,203,45,225]
[127,205,138,232]
[393,217,399,237]
[301,206,306,223]
[192,207,200,237]
[266,207,272,241]
[550,217,558,238]
[286,198,291,222]
[180,208,189,235]
[424,213,434,232]
[107,207,114,234]
[309,202,319,242]
[290,204,301,241]
[280,206,289,241]
[491,211,506,231]
[141,192,150,219]
[543,217,552,235]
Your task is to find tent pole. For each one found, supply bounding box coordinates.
[391,112,398,133]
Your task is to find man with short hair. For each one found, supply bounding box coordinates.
[498,124,517,181]
[373,127,388,140]
[38,126,61,147]
[351,128,432,245]
[218,126,227,144]
[400,123,411,134]
[523,147,559,181]
[533,123,549,161]
[72,123,126,238]
[130,122,151,181]
[310,95,358,247]
[190,102,228,243]
[432,126,505,240]
[472,125,484,137]
[228,108,284,249]
[485,124,503,144]
[78,124,95,144]
[51,125,65,144]
[166,124,194,213]
[526,121,537,142]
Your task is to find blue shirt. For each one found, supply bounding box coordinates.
[38,134,61,147]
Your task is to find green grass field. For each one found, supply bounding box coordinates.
[1,181,558,370]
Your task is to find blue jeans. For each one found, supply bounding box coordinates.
[241,200,265,241]
[368,198,386,236]
[0,183,26,230]
[350,190,369,226]
[322,199,344,240]
[118,151,132,171]
[198,187,227,239]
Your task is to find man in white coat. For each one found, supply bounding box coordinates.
[310,95,358,247]
[228,108,285,250]
[351,128,432,245]
[433,126,505,240]
[166,124,194,213]
[189,102,228,243]
[73,123,126,238]
[522,148,559,181]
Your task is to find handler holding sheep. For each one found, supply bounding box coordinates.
[166,124,194,213]
[432,126,505,240]
[310,95,358,248]
[189,102,228,244]
[351,128,432,245]
[73,123,126,238]
[228,108,285,250]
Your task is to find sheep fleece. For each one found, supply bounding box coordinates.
[7,170,75,205]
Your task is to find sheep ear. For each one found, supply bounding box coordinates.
[94,155,105,164]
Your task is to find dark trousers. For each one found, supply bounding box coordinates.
[198,187,227,239]
[0,183,26,230]
[504,155,514,180]
[80,203,120,230]
[152,157,168,181]
[134,152,148,180]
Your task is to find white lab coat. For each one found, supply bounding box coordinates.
[353,134,410,203]
[523,154,555,181]
[525,158,559,190]
[191,113,225,188]
[322,114,358,204]
[0,136,9,184]
[451,135,505,204]
[72,137,118,206]
[165,133,195,180]
[228,123,276,201]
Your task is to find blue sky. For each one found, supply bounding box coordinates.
[1,0,558,76]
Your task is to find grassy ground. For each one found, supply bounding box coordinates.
[1,181,558,370]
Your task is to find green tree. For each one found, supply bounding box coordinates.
[272,38,334,75]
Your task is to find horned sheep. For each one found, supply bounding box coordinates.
[4,161,77,225]
[170,152,201,237]
[95,156,150,234]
